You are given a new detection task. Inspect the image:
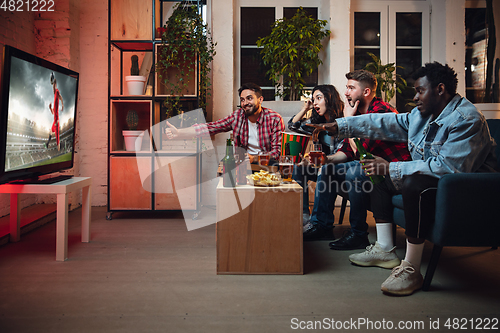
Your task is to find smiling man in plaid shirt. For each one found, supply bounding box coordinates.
[166,83,284,163]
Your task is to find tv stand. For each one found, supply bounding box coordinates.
[10,175,74,185]
[0,177,92,261]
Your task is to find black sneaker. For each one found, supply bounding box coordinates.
[303,224,335,241]
[329,229,370,250]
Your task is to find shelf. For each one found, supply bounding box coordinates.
[110,95,153,100]
[110,46,153,96]
[111,41,154,51]
[154,155,198,210]
[109,156,152,210]
[110,0,157,41]
[108,0,203,214]
[157,140,200,154]
[110,100,152,153]
[155,44,198,97]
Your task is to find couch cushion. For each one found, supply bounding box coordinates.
[391,194,404,209]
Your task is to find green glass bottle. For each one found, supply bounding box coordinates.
[223,138,236,187]
[354,138,385,185]
[235,135,248,185]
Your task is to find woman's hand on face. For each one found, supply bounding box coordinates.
[300,99,314,113]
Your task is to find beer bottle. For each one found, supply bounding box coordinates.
[285,142,291,156]
[223,138,236,187]
[235,135,248,185]
[354,138,385,185]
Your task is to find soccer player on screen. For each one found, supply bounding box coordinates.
[46,72,63,151]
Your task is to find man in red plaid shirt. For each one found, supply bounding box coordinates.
[166,83,284,163]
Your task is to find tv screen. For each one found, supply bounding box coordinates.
[0,45,79,184]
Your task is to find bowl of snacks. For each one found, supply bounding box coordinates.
[246,170,282,186]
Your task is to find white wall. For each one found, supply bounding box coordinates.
[0,10,38,217]
[327,0,352,95]
[78,0,109,206]
[430,0,467,96]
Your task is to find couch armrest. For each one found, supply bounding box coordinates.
[431,173,500,246]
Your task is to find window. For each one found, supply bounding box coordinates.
[465,7,488,103]
[240,7,276,101]
[237,1,325,101]
[352,1,430,112]
[465,0,500,105]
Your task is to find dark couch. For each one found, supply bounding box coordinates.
[391,118,500,291]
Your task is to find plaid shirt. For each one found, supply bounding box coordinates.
[194,107,285,159]
[340,97,411,163]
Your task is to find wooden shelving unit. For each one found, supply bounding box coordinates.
[107,0,204,219]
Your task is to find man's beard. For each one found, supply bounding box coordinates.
[244,104,259,116]
[349,96,365,109]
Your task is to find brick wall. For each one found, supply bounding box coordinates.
[34,0,80,71]
[32,0,82,206]
[0,0,110,218]
[78,0,108,206]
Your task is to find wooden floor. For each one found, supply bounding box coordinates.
[0,206,499,333]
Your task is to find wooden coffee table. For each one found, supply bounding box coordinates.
[216,179,303,274]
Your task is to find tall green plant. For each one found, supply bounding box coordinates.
[256,7,330,100]
[157,2,216,120]
[364,52,407,103]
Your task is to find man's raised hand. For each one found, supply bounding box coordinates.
[165,121,178,140]
[306,121,339,141]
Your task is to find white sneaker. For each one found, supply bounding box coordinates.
[302,213,310,226]
[349,241,400,269]
[381,260,424,296]
[303,221,314,233]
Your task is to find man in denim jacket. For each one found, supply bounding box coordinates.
[309,62,497,296]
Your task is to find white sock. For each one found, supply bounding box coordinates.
[404,239,425,272]
[376,223,394,251]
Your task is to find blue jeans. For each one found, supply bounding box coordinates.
[292,164,319,214]
[310,161,371,235]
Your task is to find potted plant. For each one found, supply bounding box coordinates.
[256,7,330,100]
[122,109,144,151]
[156,2,216,119]
[125,55,147,95]
[363,52,408,104]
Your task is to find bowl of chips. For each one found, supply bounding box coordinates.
[246,170,282,186]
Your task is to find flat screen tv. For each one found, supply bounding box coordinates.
[0,45,79,184]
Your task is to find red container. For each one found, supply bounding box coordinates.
[281,132,311,163]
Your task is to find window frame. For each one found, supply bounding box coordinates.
[465,0,500,116]
[235,0,328,103]
[351,1,430,107]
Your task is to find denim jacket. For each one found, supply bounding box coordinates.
[336,95,498,189]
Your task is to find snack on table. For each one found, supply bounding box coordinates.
[246,170,282,186]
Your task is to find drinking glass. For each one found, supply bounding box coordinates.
[258,151,271,166]
[309,143,325,168]
[279,155,293,182]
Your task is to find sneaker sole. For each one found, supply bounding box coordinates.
[329,242,370,251]
[349,258,401,269]
[381,281,423,296]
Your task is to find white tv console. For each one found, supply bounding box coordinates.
[0,177,92,261]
